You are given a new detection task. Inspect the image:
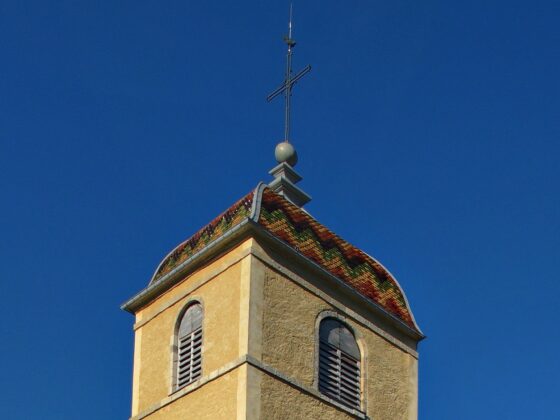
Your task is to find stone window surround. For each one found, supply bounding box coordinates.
[169,297,205,395]
[314,310,368,413]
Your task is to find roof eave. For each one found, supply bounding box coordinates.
[247,221,425,342]
[120,219,253,314]
[121,217,423,342]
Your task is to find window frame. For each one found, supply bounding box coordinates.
[171,300,204,392]
[314,311,366,412]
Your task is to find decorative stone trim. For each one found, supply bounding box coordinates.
[130,355,368,420]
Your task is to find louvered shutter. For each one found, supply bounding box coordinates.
[176,304,203,389]
[319,319,361,409]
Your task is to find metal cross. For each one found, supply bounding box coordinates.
[267,3,311,143]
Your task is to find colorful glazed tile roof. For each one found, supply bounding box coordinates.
[150,185,419,332]
[152,192,254,280]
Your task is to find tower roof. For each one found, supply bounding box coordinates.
[124,184,422,336]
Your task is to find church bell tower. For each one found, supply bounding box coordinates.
[121,8,423,420]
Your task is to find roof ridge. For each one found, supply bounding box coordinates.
[250,182,267,222]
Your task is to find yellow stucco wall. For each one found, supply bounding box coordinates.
[131,241,253,417]
[127,237,419,419]
[260,370,355,420]
[260,265,418,420]
[143,368,240,420]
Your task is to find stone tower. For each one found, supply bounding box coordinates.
[122,154,424,420]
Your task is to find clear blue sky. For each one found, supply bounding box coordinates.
[1,1,558,419]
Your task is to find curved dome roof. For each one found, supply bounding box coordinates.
[148,184,421,334]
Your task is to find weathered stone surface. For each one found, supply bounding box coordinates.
[261,267,417,419]
[261,268,321,387]
[261,371,355,420]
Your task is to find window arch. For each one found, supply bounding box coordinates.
[175,302,203,389]
[318,317,361,409]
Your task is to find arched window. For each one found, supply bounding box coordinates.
[319,318,361,409]
[175,303,203,389]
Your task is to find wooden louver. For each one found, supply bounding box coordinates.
[318,318,361,410]
[176,303,203,389]
[177,327,202,387]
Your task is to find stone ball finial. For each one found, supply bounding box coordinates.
[275,141,298,166]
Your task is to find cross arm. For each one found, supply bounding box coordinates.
[267,83,287,102]
[267,64,312,102]
[290,64,311,86]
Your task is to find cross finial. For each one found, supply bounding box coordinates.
[266,2,312,208]
[267,2,311,145]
